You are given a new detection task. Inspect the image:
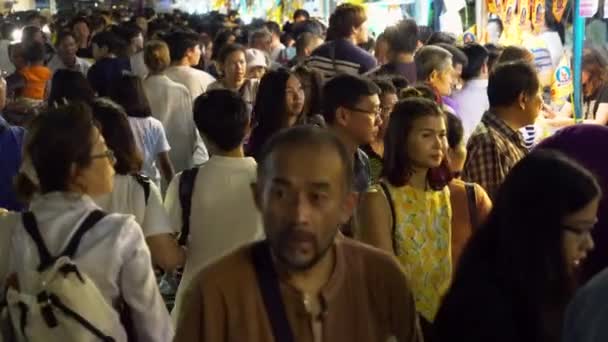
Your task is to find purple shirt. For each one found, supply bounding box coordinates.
[536,124,608,283]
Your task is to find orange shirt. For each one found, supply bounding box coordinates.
[448,179,492,268]
[20,65,51,100]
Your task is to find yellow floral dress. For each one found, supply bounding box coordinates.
[385,183,452,322]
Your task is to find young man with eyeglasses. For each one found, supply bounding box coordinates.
[322,74,381,195]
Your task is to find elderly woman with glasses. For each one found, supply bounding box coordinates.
[7,101,174,341]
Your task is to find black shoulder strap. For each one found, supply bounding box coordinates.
[22,210,106,271]
[22,212,54,271]
[465,183,478,230]
[251,241,294,342]
[329,41,339,74]
[61,210,107,260]
[178,167,199,246]
[132,174,150,205]
[378,182,398,256]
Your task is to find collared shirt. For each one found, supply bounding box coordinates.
[8,193,174,341]
[462,111,528,199]
[354,148,372,193]
[174,239,422,342]
[47,54,92,75]
[451,79,490,142]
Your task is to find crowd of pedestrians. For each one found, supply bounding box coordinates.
[0,4,607,342]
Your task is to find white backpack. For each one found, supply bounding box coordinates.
[1,210,124,342]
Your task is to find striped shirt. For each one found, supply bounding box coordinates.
[462,111,528,199]
[306,39,377,81]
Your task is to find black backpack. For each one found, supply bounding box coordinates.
[177,167,200,246]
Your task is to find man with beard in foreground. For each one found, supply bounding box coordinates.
[174,126,422,342]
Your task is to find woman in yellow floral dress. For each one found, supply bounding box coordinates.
[357,97,452,335]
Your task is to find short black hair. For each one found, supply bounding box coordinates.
[373,78,397,95]
[164,30,200,61]
[24,41,44,63]
[55,30,76,46]
[461,43,489,81]
[291,20,324,39]
[386,19,418,54]
[426,31,456,45]
[488,61,540,108]
[70,16,89,30]
[217,43,246,64]
[436,43,468,68]
[446,111,464,148]
[193,89,250,151]
[485,43,504,71]
[294,9,310,20]
[322,74,381,124]
[91,31,124,54]
[48,70,96,105]
[327,3,366,40]
[264,21,281,36]
[257,125,354,192]
[389,75,410,91]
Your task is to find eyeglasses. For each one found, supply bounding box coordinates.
[91,149,116,165]
[345,106,382,118]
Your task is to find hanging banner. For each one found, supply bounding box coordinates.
[518,0,531,31]
[552,0,568,23]
[532,0,546,32]
[579,0,599,18]
[605,0,608,18]
[487,0,504,15]
[502,0,517,26]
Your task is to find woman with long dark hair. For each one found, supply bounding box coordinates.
[357,97,451,332]
[90,98,185,273]
[47,69,96,105]
[9,102,173,341]
[110,74,174,186]
[434,150,600,342]
[246,68,305,159]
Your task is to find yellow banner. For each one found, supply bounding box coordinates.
[552,0,568,23]
[531,0,546,32]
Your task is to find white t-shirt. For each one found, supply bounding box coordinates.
[94,174,173,237]
[8,193,173,342]
[143,74,208,173]
[451,79,490,142]
[165,65,215,100]
[128,116,171,185]
[130,51,149,78]
[164,155,264,319]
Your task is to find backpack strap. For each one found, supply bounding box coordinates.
[21,212,54,271]
[251,241,294,342]
[22,210,106,271]
[178,167,199,246]
[378,182,399,256]
[60,210,107,260]
[465,183,478,229]
[132,174,150,205]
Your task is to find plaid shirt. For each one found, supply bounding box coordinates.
[462,111,528,199]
